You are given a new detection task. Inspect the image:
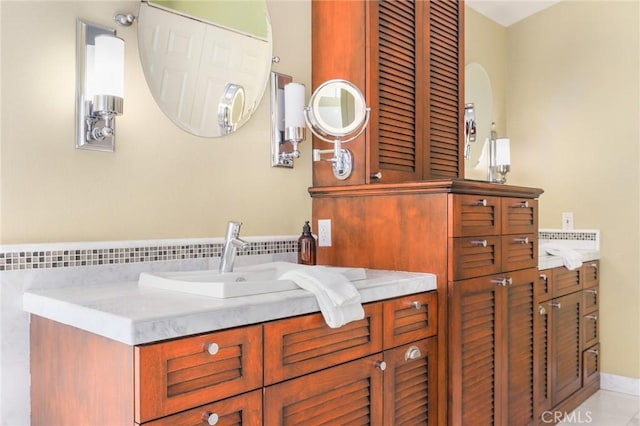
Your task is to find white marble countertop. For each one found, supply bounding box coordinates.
[538,249,600,270]
[23,268,436,346]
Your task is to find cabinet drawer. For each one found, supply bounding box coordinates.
[450,195,501,237]
[383,292,437,349]
[263,303,382,385]
[450,236,502,280]
[141,389,262,426]
[583,288,599,314]
[263,355,384,425]
[135,325,262,423]
[552,266,582,298]
[536,270,552,301]
[583,344,600,386]
[501,233,537,272]
[583,261,599,288]
[583,313,599,348]
[501,198,537,234]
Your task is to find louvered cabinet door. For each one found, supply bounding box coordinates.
[449,275,506,426]
[263,355,384,425]
[535,300,553,420]
[506,268,537,426]
[383,338,438,426]
[549,292,583,406]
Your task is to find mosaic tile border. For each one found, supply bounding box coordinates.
[0,239,298,271]
[538,229,599,242]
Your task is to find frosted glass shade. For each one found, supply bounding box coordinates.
[284,82,305,128]
[496,138,511,166]
[93,35,125,98]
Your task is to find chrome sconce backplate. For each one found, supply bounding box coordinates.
[76,20,122,152]
[270,72,306,168]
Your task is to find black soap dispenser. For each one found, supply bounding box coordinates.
[298,221,317,265]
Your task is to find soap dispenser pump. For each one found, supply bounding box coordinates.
[298,221,317,265]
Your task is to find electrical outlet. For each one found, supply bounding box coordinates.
[562,212,574,230]
[317,219,332,247]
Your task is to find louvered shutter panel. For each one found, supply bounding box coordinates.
[427,0,463,178]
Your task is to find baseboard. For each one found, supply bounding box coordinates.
[600,373,640,396]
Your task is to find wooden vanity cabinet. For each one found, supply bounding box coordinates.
[535,261,600,423]
[311,0,464,187]
[31,291,437,426]
[263,292,439,425]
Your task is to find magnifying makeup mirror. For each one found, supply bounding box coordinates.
[306,79,370,180]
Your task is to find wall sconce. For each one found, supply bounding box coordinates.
[488,122,511,184]
[270,72,306,168]
[76,20,125,152]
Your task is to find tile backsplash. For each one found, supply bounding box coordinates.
[539,228,600,251]
[0,238,297,271]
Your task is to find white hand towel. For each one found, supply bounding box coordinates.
[540,243,583,270]
[279,267,364,328]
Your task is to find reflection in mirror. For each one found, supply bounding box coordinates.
[307,80,370,180]
[464,62,493,181]
[137,0,272,138]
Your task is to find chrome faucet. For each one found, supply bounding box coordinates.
[219,221,250,273]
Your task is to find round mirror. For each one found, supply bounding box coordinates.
[307,80,368,140]
[464,63,494,180]
[137,0,273,138]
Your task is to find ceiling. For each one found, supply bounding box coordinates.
[465,0,561,27]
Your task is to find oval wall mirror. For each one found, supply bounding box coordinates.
[137,0,273,138]
[464,62,494,181]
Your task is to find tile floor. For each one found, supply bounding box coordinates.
[557,390,640,425]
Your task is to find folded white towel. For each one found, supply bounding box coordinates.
[540,243,583,270]
[279,266,364,328]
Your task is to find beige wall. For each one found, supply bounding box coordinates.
[0,0,312,244]
[468,1,640,379]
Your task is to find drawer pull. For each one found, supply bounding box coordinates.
[513,237,529,244]
[471,239,488,247]
[376,360,387,371]
[586,314,598,321]
[411,301,422,310]
[404,345,422,361]
[590,263,598,270]
[491,277,512,287]
[205,342,219,356]
[370,172,382,179]
[202,412,219,425]
[539,273,548,282]
[587,348,599,355]
[474,199,488,207]
[538,306,547,315]
[585,289,598,295]
[550,301,562,309]
[512,200,529,208]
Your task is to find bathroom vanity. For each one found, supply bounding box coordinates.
[25,269,437,425]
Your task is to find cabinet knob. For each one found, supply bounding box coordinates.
[411,301,422,310]
[376,360,387,371]
[475,199,488,207]
[585,289,598,295]
[587,348,599,355]
[491,277,512,287]
[512,200,529,208]
[202,412,219,425]
[205,342,219,355]
[590,263,598,270]
[471,239,488,247]
[370,172,382,180]
[539,273,548,282]
[404,345,422,361]
[549,301,562,309]
[538,305,547,315]
[586,314,598,321]
[513,236,529,244]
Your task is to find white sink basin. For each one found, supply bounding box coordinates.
[138,262,366,298]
